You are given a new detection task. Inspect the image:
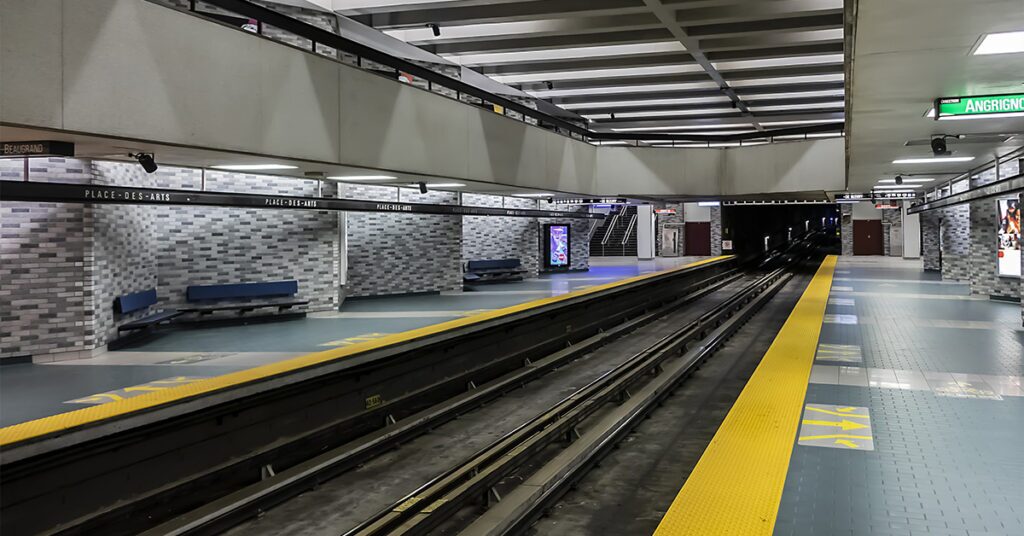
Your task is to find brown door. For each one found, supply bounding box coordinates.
[685,222,712,256]
[853,220,884,255]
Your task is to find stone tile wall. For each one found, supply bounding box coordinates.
[462,194,540,277]
[840,203,853,256]
[921,210,941,271]
[656,203,685,256]
[710,206,723,256]
[881,208,901,256]
[967,167,1020,300]
[0,159,95,359]
[341,184,462,297]
[538,201,593,271]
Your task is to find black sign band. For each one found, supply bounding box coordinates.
[0,141,75,158]
[0,180,603,219]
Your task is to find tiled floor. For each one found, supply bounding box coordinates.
[774,256,1024,536]
[0,256,705,427]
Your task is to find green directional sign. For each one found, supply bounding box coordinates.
[935,93,1024,119]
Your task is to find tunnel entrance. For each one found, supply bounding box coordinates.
[722,203,840,262]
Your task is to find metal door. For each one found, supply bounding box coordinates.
[661,225,682,257]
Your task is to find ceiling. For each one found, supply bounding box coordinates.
[330,0,848,137]
[847,0,1024,193]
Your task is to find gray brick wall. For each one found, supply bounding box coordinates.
[462,194,540,277]
[840,203,854,256]
[656,203,685,256]
[538,201,592,271]
[921,210,941,271]
[710,206,723,256]
[342,184,462,297]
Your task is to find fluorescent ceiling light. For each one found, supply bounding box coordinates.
[413,182,465,188]
[760,119,844,127]
[749,101,843,112]
[713,54,844,71]
[773,132,844,140]
[211,164,297,171]
[593,108,738,120]
[560,96,731,110]
[610,123,754,132]
[892,157,975,164]
[441,41,684,66]
[742,89,845,100]
[387,20,583,43]
[528,81,718,98]
[873,184,922,189]
[328,175,397,181]
[729,74,845,87]
[877,178,934,183]
[698,201,721,206]
[591,140,633,146]
[513,192,555,197]
[489,64,705,84]
[973,31,1024,55]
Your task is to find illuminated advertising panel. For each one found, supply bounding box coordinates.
[545,224,571,269]
[997,198,1021,278]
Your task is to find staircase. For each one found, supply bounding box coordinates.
[589,206,639,257]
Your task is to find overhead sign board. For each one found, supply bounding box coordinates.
[552,197,629,205]
[837,192,919,201]
[1,140,74,158]
[935,93,1024,119]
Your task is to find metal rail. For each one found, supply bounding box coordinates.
[141,269,743,536]
[622,214,638,245]
[169,0,845,144]
[345,262,801,536]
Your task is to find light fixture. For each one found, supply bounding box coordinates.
[892,156,975,164]
[514,192,555,197]
[698,201,721,207]
[129,152,158,174]
[327,175,397,181]
[973,31,1024,55]
[877,177,933,183]
[610,124,754,132]
[410,182,465,189]
[873,184,922,189]
[211,164,298,171]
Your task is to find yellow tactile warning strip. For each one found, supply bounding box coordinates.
[652,255,837,536]
[0,256,733,448]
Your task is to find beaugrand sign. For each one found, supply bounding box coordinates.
[0,181,605,219]
[1,140,75,157]
[935,93,1024,119]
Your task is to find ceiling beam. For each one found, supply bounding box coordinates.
[355,0,646,28]
[641,0,757,128]
[422,29,672,56]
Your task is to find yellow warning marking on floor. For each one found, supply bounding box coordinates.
[800,419,869,431]
[318,333,391,347]
[457,309,493,317]
[803,405,868,418]
[0,256,733,447]
[65,377,207,405]
[652,255,836,536]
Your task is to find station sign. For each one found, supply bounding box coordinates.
[1,140,75,158]
[935,93,1024,119]
[552,197,629,205]
[654,208,677,214]
[836,192,919,201]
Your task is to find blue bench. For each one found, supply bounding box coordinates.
[464,259,526,285]
[179,280,309,316]
[114,289,183,332]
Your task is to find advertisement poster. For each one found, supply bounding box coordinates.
[547,224,570,268]
[997,198,1021,277]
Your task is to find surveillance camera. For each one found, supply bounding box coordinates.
[418,181,428,194]
[426,23,440,37]
[130,152,158,174]
[895,175,903,185]
[930,137,948,155]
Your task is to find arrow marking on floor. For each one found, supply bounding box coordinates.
[801,419,869,431]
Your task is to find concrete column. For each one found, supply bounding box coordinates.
[636,205,655,260]
[902,201,921,259]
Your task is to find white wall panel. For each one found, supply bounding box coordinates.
[0,0,63,128]
[722,139,844,195]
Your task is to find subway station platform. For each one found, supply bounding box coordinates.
[0,257,705,428]
[655,255,1023,536]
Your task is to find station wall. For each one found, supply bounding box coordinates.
[0,159,596,360]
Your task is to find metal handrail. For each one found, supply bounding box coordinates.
[173,0,846,144]
[601,214,621,245]
[622,214,637,245]
[922,145,1024,202]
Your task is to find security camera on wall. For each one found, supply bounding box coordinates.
[931,137,949,156]
[895,175,903,185]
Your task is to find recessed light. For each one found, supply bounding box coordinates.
[211,164,297,171]
[327,175,397,181]
[409,182,465,188]
[892,157,975,164]
[973,31,1024,55]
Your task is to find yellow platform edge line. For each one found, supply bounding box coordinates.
[0,256,733,447]
[652,255,837,536]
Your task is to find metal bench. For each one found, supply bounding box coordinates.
[464,259,526,285]
[179,280,309,317]
[114,289,182,332]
